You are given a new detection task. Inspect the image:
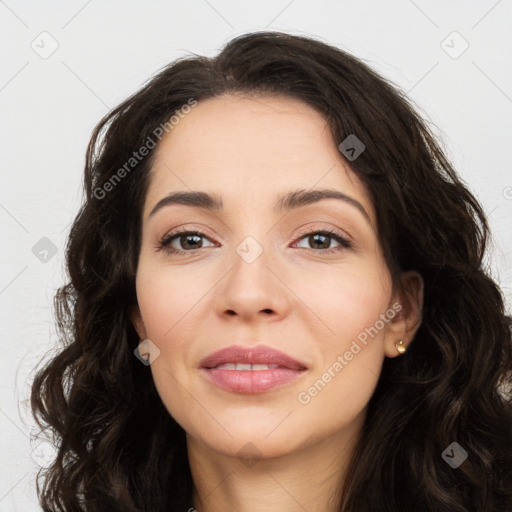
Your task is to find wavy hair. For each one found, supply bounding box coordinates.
[30,31,512,511]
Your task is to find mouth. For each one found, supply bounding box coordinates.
[199,345,308,394]
[211,363,281,370]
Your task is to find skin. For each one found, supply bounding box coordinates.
[131,94,424,512]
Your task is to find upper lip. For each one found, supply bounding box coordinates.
[199,345,308,370]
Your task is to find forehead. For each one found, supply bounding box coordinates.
[145,94,375,224]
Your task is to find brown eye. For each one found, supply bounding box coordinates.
[158,230,216,253]
[294,229,352,252]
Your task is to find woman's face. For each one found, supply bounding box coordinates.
[132,94,420,460]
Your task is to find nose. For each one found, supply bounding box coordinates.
[215,238,291,323]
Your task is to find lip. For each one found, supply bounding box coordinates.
[199,345,308,394]
[200,345,308,370]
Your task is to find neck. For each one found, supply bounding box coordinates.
[187,414,365,512]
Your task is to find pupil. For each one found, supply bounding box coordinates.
[183,234,201,249]
[311,234,329,249]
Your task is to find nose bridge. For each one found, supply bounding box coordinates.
[232,232,274,294]
[235,234,267,266]
[217,230,286,319]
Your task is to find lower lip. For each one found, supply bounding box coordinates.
[201,367,306,394]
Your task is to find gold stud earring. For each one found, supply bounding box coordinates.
[395,339,406,354]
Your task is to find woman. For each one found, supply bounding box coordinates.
[31,31,512,512]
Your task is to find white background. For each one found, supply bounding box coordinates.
[1,1,511,509]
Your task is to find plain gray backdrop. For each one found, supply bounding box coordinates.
[1,1,511,509]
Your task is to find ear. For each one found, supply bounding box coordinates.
[383,270,424,358]
[129,304,147,340]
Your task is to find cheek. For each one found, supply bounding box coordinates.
[135,263,211,343]
[135,266,202,425]
[290,258,390,400]
[291,259,390,425]
[135,261,218,409]
[294,351,381,440]
[290,256,392,347]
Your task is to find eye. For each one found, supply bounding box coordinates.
[157,230,216,253]
[293,228,352,253]
[156,227,352,255]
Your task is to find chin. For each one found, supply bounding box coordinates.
[183,412,302,459]
[203,431,297,461]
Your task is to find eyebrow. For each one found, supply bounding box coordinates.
[149,188,371,225]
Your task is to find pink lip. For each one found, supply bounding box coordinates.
[199,345,308,394]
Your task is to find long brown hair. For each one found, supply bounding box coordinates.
[31,31,512,511]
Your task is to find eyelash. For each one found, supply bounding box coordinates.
[156,227,352,255]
